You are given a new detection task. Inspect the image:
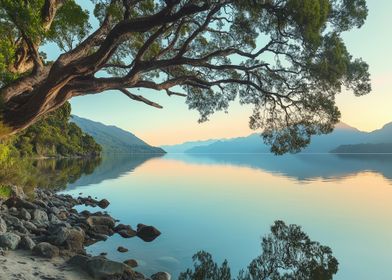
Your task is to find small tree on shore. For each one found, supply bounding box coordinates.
[0,0,370,153]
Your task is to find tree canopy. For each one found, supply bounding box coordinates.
[0,0,370,153]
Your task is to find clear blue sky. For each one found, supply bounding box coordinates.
[43,1,392,146]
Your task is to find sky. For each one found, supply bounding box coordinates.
[45,1,392,146]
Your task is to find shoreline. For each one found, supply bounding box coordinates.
[0,186,169,280]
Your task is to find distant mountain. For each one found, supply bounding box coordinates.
[180,122,392,154]
[161,139,219,153]
[71,116,165,154]
[186,134,269,153]
[331,143,392,153]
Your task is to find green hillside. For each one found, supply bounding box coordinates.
[0,102,101,159]
[71,115,166,154]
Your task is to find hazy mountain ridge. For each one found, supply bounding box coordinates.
[168,122,392,154]
[71,115,165,154]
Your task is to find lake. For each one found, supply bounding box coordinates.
[60,154,392,279]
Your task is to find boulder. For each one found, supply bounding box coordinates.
[4,197,36,210]
[33,242,59,258]
[136,224,161,242]
[117,246,128,253]
[151,272,172,280]
[124,259,138,268]
[51,227,85,253]
[69,255,134,279]
[0,233,21,250]
[0,218,7,233]
[86,215,115,228]
[19,208,31,220]
[98,199,110,209]
[19,236,36,250]
[32,209,49,227]
[114,224,136,238]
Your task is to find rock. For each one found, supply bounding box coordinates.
[117,246,128,253]
[136,224,161,242]
[51,227,85,253]
[3,214,23,228]
[32,209,49,227]
[19,208,31,220]
[151,272,171,280]
[4,197,36,210]
[124,259,138,268]
[9,207,18,216]
[48,213,61,224]
[86,215,115,228]
[98,199,110,209]
[114,224,136,238]
[69,255,134,279]
[20,236,36,250]
[0,218,7,233]
[9,185,26,199]
[0,233,21,250]
[23,220,38,231]
[33,242,59,258]
[49,207,60,215]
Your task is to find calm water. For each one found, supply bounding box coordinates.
[61,154,392,279]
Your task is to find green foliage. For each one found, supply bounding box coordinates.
[0,185,11,199]
[179,221,338,280]
[46,0,91,51]
[0,0,371,154]
[12,102,102,158]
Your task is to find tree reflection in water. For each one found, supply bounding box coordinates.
[179,221,338,280]
[0,157,101,196]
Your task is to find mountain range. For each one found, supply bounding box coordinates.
[71,115,165,154]
[163,122,392,154]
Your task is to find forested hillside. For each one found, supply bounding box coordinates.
[0,102,101,159]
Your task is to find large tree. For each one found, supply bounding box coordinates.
[0,0,370,153]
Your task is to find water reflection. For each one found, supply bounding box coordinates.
[179,221,338,280]
[67,154,164,189]
[0,157,102,195]
[57,154,392,280]
[169,153,392,183]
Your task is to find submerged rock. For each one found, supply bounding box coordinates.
[98,199,110,209]
[151,272,172,280]
[136,224,161,242]
[0,232,20,249]
[114,224,136,238]
[117,246,128,253]
[124,259,138,268]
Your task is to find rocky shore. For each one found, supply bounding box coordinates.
[0,186,169,280]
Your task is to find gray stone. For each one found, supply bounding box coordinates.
[48,213,61,224]
[32,209,49,227]
[151,272,172,280]
[3,214,23,229]
[0,218,7,233]
[19,208,31,220]
[0,233,21,250]
[51,227,84,253]
[33,242,59,258]
[20,236,36,250]
[69,255,133,279]
[23,220,37,231]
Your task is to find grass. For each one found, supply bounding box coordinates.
[0,185,12,199]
